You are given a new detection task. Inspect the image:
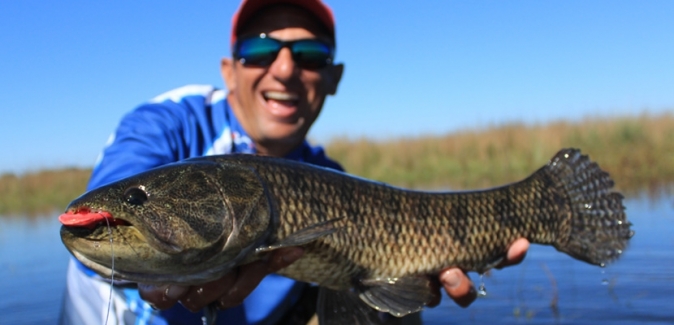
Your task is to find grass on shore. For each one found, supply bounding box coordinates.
[0,168,91,217]
[1,113,672,216]
[325,113,674,193]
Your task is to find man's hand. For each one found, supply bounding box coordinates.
[435,238,530,307]
[138,247,304,311]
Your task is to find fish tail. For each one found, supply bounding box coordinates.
[542,148,633,266]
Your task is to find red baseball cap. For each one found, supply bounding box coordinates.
[231,0,335,46]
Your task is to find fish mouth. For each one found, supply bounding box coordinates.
[59,207,131,229]
[59,207,136,248]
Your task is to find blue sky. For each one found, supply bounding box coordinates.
[1,1,673,174]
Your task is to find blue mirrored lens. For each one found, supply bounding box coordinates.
[235,36,333,68]
[290,40,333,69]
[236,38,281,66]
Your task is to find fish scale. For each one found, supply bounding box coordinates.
[60,148,632,323]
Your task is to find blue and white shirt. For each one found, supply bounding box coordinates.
[60,85,343,325]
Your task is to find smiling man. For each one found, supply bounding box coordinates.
[222,3,342,159]
[60,1,528,324]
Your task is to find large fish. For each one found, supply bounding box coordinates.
[59,148,633,324]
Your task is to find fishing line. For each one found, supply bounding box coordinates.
[104,216,115,325]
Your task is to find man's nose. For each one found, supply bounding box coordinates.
[268,47,297,81]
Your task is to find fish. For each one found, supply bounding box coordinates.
[59,148,633,324]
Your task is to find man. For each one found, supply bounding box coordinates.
[60,0,529,324]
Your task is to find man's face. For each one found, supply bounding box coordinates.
[221,6,343,157]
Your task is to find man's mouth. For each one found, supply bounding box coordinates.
[263,91,299,101]
[262,91,300,119]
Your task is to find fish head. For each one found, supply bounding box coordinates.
[60,158,273,284]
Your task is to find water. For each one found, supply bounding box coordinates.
[0,215,70,324]
[0,194,672,324]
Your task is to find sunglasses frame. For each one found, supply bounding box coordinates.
[233,33,335,69]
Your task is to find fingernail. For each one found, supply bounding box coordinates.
[440,269,462,289]
[165,285,188,300]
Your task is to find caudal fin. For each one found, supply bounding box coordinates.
[544,148,633,266]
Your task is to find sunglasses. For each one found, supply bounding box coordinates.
[233,34,335,69]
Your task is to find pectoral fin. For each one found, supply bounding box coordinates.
[255,218,343,253]
[358,276,434,317]
[317,287,383,325]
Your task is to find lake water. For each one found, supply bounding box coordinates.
[0,194,672,324]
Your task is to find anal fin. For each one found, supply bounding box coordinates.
[358,276,434,318]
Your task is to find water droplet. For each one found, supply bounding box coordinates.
[599,263,606,268]
[197,287,204,294]
[477,274,487,297]
[601,279,609,285]
[477,283,488,297]
[93,242,101,249]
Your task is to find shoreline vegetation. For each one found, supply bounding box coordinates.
[2,113,672,216]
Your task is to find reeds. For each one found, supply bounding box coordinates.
[0,168,91,217]
[326,113,674,194]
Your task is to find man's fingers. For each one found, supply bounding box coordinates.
[439,268,477,308]
[495,238,530,269]
[216,260,269,309]
[181,272,238,312]
[267,247,305,272]
[426,277,442,307]
[138,284,189,310]
[217,247,304,309]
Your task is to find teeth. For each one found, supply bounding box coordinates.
[264,91,298,101]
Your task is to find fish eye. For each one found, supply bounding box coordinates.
[124,186,148,206]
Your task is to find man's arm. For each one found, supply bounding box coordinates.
[87,105,184,190]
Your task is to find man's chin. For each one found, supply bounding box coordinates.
[259,128,307,152]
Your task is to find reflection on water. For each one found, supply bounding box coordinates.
[0,194,672,324]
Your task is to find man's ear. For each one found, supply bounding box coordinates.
[325,63,344,95]
[220,58,237,92]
